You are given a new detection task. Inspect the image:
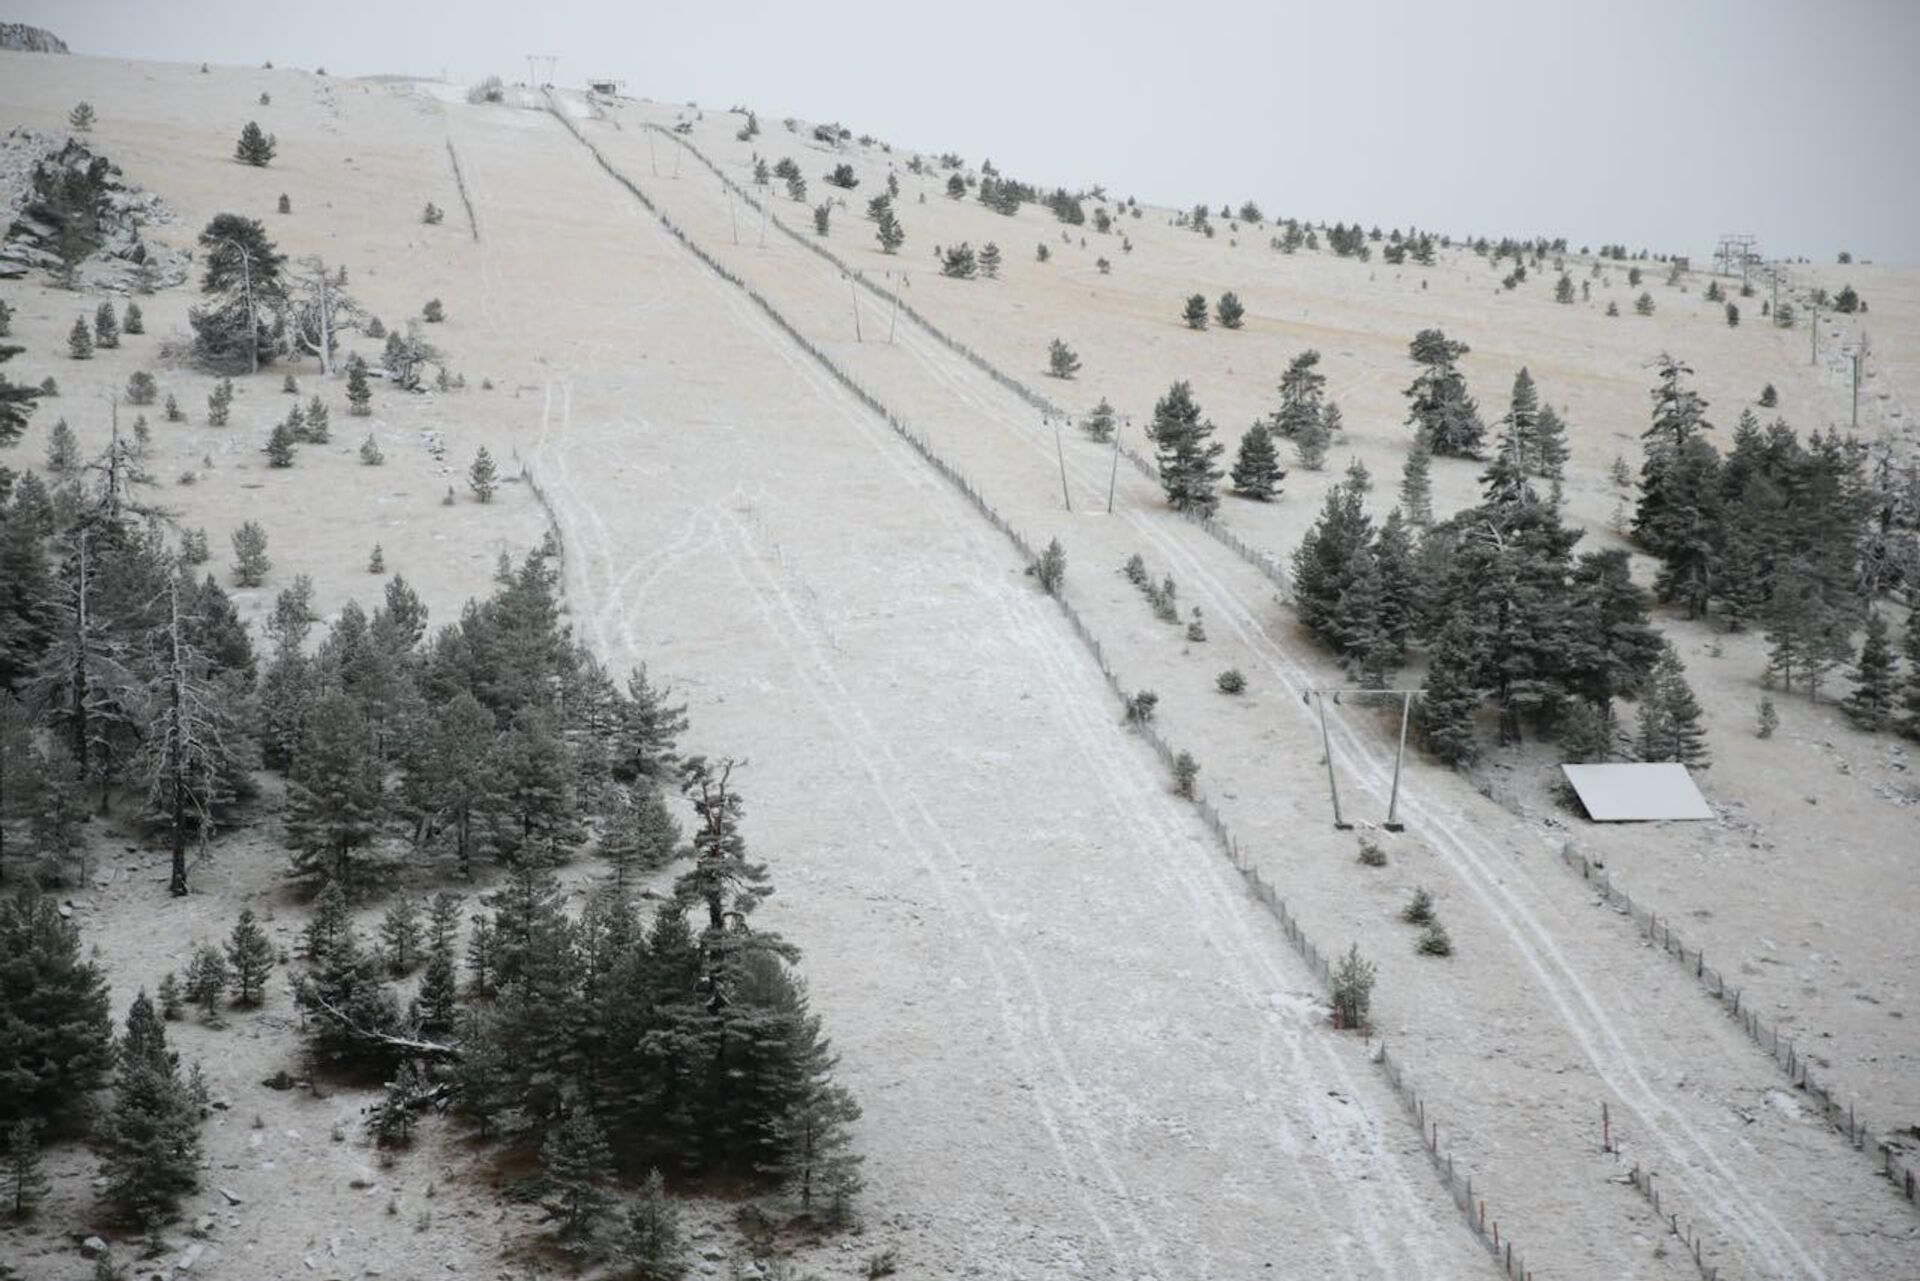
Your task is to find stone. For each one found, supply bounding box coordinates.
[82,1236,109,1257]
[218,1186,244,1205]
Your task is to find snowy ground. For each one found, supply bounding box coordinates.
[1,50,1916,1280]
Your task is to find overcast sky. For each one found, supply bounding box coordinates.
[19,0,1920,262]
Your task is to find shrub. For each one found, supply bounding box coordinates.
[1215,292,1245,328]
[1125,690,1158,726]
[1401,888,1434,925]
[1172,752,1199,798]
[1030,537,1065,595]
[1216,669,1246,695]
[1357,837,1386,867]
[1182,294,1208,329]
[1047,339,1080,379]
[1416,921,1453,956]
[422,298,445,323]
[1756,696,1778,739]
[126,371,158,405]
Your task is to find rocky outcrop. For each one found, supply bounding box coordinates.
[0,130,187,286]
[0,23,68,53]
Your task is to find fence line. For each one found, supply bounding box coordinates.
[445,140,480,242]
[1559,843,1917,1208]
[550,95,1538,1280]
[648,123,1299,601]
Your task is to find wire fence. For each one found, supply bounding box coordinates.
[444,140,480,242]
[1559,843,1918,1209]
[551,97,1539,1279]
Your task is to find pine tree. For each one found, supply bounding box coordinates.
[1182,293,1209,329]
[94,301,119,349]
[4,1117,49,1217]
[359,434,384,465]
[1272,349,1326,439]
[206,378,233,427]
[231,521,270,587]
[1215,291,1245,328]
[345,354,372,415]
[183,943,229,1019]
[100,992,201,1228]
[0,342,38,449]
[265,419,296,467]
[379,896,423,973]
[68,316,93,360]
[1230,423,1283,500]
[1635,644,1710,768]
[224,908,274,1005]
[1399,435,1433,525]
[1534,403,1571,486]
[540,1110,616,1254]
[1047,339,1080,379]
[625,1168,688,1281]
[234,121,276,166]
[123,301,144,335]
[1150,381,1223,515]
[0,891,113,1130]
[1901,614,1920,741]
[1843,610,1897,732]
[417,944,459,1033]
[1083,397,1115,443]
[285,693,385,886]
[1293,413,1330,470]
[1420,615,1482,766]
[469,446,498,502]
[69,101,96,132]
[1403,328,1483,457]
[1554,273,1575,303]
[304,396,330,443]
[875,208,904,254]
[46,418,80,475]
[978,241,1001,278]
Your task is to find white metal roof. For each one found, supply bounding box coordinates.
[1561,763,1713,822]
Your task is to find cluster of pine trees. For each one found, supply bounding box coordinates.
[1632,356,1920,732]
[1290,361,1706,768]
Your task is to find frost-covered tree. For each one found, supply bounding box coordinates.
[234,121,276,166]
[1230,423,1282,500]
[1047,339,1080,379]
[1151,381,1223,515]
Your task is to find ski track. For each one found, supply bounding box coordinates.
[813,217,1833,1280]
[452,104,1497,1278]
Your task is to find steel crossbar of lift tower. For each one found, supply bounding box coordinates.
[1300,688,1422,832]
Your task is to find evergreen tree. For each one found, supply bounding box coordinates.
[206,378,232,427]
[1150,381,1223,515]
[1399,435,1433,525]
[1554,272,1575,303]
[100,992,201,1228]
[469,446,498,502]
[1534,403,1570,486]
[380,895,424,973]
[1419,615,1482,766]
[1293,413,1330,470]
[539,1110,616,1255]
[303,396,330,443]
[4,1118,49,1217]
[1182,293,1209,329]
[1229,423,1283,500]
[1765,556,1853,700]
[123,301,144,335]
[0,342,40,448]
[231,520,269,586]
[224,907,274,1004]
[1215,291,1245,328]
[1271,349,1326,439]
[285,693,385,885]
[1901,614,1920,741]
[93,301,119,349]
[0,891,113,1130]
[1635,644,1710,767]
[1047,339,1080,379]
[1843,609,1897,732]
[1083,397,1115,443]
[234,121,276,166]
[345,353,372,415]
[978,242,1001,278]
[417,944,459,1033]
[1402,328,1483,456]
[875,208,904,254]
[69,101,96,132]
[68,315,93,360]
[625,1167,688,1280]
[183,943,229,1019]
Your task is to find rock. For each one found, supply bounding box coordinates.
[82,1236,109,1257]
[217,1186,244,1205]
[176,1242,204,1270]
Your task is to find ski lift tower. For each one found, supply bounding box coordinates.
[1713,233,1759,288]
[1301,687,1421,831]
[525,54,558,88]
